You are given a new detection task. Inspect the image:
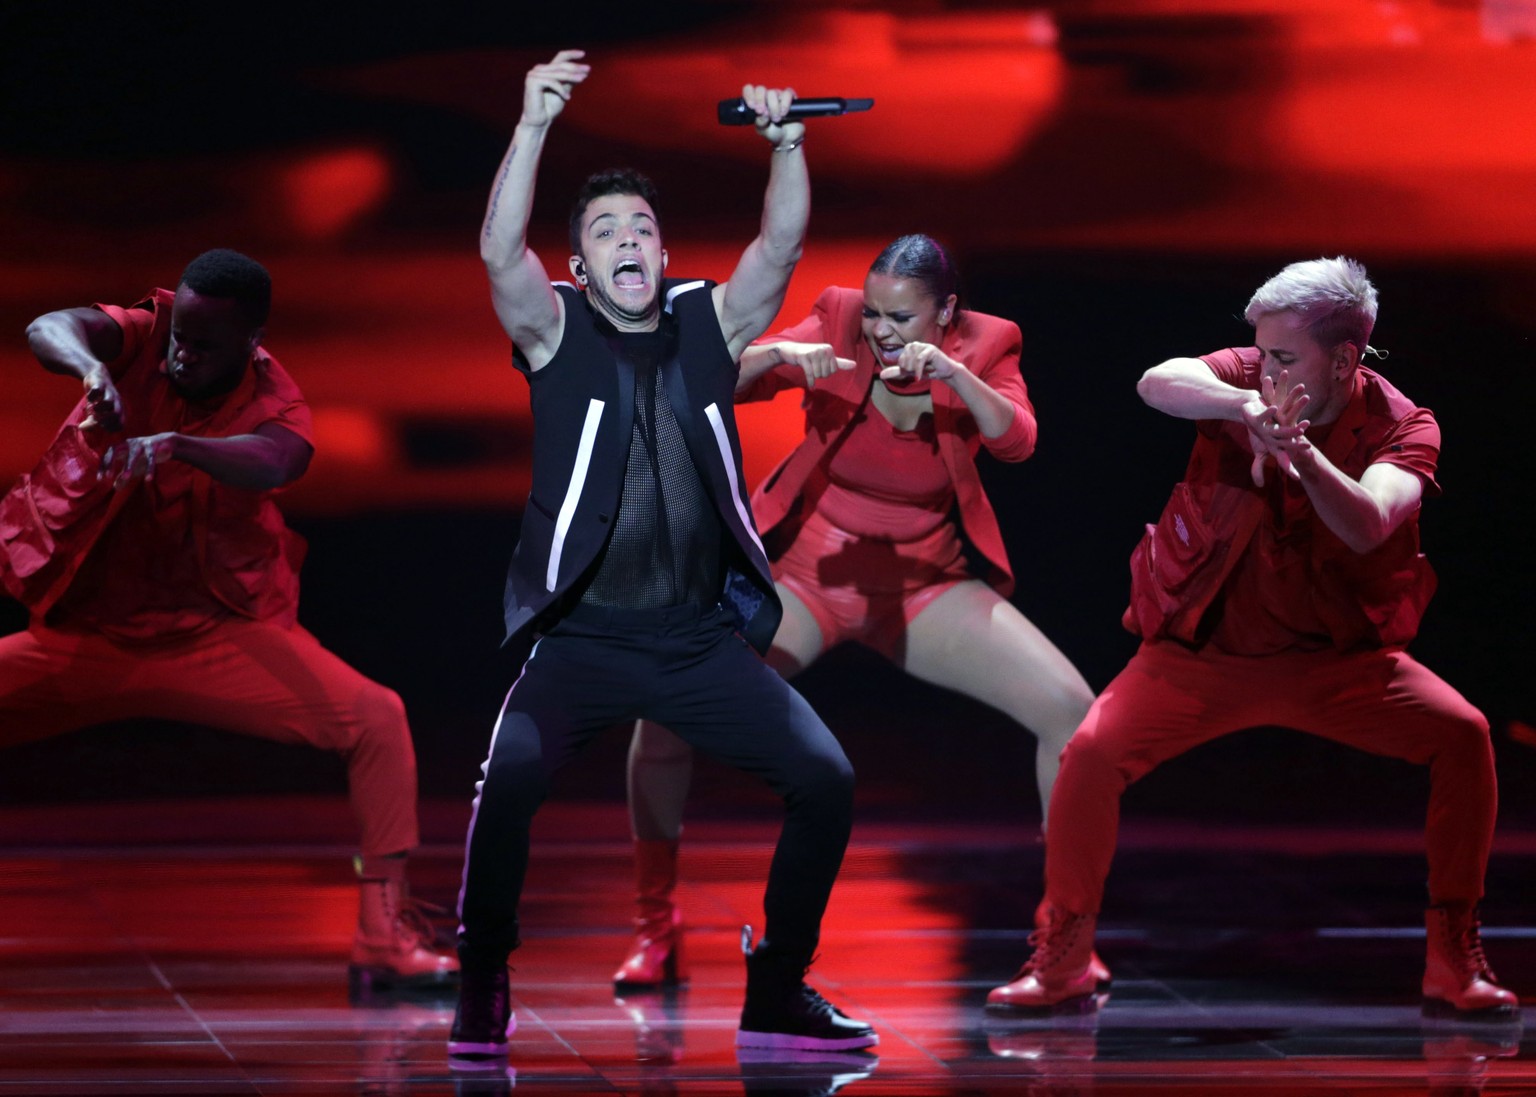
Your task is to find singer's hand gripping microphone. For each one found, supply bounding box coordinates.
[716,97,875,125]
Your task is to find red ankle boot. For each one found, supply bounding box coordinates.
[1035,899,1112,987]
[613,838,687,987]
[1422,904,1518,1017]
[349,856,458,993]
[988,908,1100,1013]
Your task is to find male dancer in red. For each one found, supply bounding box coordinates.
[988,256,1516,1017]
[1,249,455,992]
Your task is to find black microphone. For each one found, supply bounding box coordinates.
[716,97,875,126]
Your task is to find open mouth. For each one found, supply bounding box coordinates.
[876,342,904,366]
[614,259,644,289]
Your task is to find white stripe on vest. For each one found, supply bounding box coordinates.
[665,281,706,312]
[703,402,767,564]
[547,399,605,591]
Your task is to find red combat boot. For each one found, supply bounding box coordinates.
[987,907,1100,1013]
[612,838,687,987]
[1035,898,1112,987]
[348,855,458,994]
[1422,904,1519,1017]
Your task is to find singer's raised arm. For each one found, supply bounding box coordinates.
[482,50,590,371]
[714,84,809,360]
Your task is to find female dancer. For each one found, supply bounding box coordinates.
[614,234,1096,986]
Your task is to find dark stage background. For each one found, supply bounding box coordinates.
[2,1,1534,836]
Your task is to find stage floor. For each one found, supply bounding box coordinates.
[1,798,1533,1095]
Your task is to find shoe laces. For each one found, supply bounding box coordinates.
[397,897,448,949]
[797,982,841,1021]
[1460,915,1498,981]
[1016,914,1086,978]
[1012,927,1050,978]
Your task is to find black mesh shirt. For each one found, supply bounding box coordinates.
[576,330,725,610]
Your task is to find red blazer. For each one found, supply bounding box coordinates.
[738,286,1037,596]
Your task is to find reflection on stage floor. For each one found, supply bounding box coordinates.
[1,798,1532,1095]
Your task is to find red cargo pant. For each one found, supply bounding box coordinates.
[1044,641,1495,914]
[0,619,418,856]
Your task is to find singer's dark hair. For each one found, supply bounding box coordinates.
[869,234,963,314]
[569,168,662,255]
[179,248,271,328]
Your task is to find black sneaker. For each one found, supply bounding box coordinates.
[448,961,515,1069]
[735,926,878,1051]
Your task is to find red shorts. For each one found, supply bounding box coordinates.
[771,509,970,660]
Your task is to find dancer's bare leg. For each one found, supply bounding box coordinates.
[900,580,1094,817]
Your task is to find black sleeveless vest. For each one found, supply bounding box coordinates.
[502,279,779,653]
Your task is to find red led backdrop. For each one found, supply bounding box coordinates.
[0,1,1530,835]
[3,2,1535,513]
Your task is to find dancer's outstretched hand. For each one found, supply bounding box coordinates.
[773,342,856,388]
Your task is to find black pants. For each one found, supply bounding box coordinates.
[456,602,854,967]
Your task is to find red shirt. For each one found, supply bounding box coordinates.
[814,402,953,541]
[0,290,313,641]
[1200,347,1439,654]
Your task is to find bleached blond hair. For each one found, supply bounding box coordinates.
[1244,256,1378,355]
